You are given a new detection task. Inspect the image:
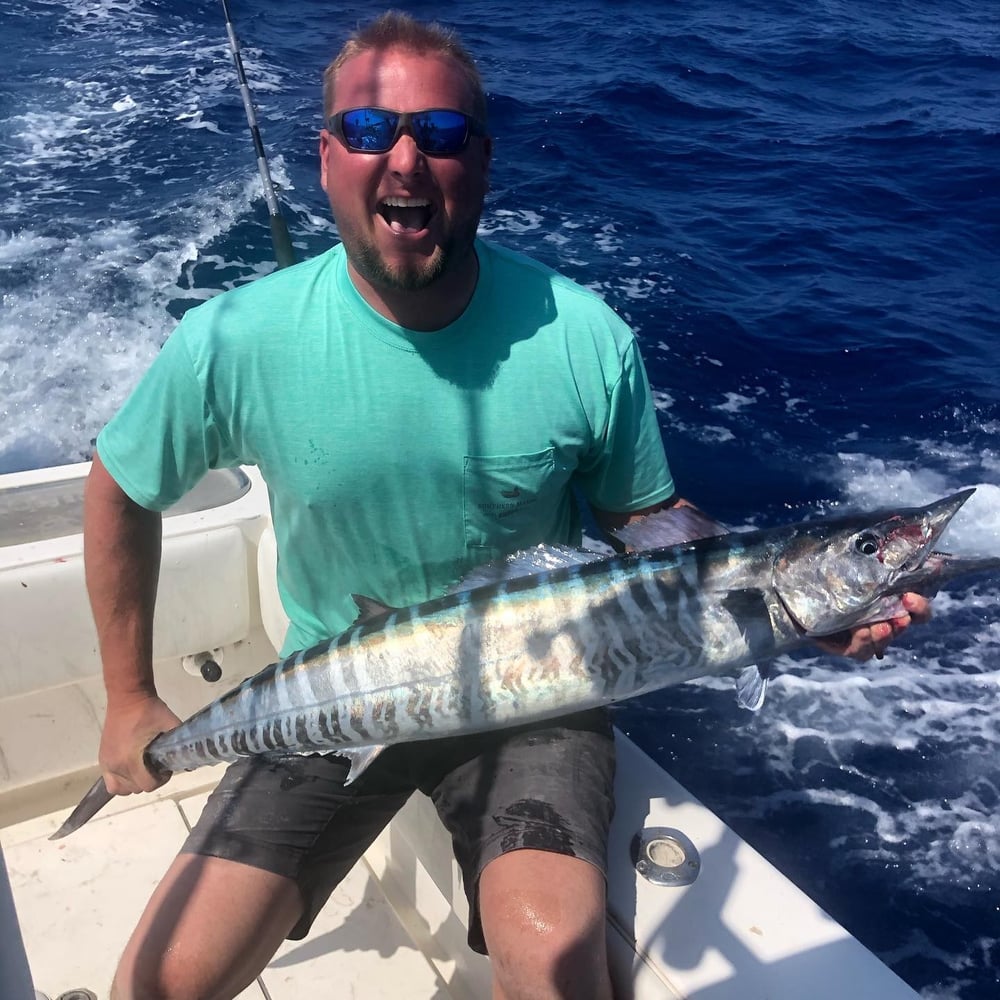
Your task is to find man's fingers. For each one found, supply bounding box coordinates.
[813,594,931,662]
[902,592,932,623]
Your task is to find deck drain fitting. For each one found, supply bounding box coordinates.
[182,648,225,682]
[632,827,701,887]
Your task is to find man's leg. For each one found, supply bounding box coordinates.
[427,711,617,1000]
[479,850,613,1000]
[111,853,302,1000]
[111,751,416,999]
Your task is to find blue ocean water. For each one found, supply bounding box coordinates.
[1,0,998,995]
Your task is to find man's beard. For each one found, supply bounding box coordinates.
[344,214,480,293]
[349,239,448,291]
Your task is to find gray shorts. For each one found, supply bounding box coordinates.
[181,709,616,953]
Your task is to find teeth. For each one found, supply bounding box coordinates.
[380,196,431,208]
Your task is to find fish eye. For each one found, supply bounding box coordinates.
[855,532,880,556]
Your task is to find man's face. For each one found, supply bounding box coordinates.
[320,47,491,294]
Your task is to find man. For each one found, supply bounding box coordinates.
[85,12,929,1000]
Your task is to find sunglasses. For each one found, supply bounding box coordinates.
[327,107,487,156]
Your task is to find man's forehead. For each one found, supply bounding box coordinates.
[331,46,474,110]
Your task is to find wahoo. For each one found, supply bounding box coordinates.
[52,489,999,839]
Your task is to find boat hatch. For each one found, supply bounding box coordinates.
[0,468,251,547]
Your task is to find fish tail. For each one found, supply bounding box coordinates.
[49,776,114,840]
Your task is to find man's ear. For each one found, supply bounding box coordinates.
[319,129,332,192]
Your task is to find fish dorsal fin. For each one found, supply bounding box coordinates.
[452,544,608,593]
[351,594,397,625]
[610,505,730,551]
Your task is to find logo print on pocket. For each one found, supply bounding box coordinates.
[478,484,535,520]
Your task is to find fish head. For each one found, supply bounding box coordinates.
[772,489,975,637]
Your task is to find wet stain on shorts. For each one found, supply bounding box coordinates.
[495,799,575,855]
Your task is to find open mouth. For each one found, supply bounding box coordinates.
[378,196,434,234]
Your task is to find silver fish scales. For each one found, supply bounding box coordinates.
[52,490,1000,839]
[154,557,698,773]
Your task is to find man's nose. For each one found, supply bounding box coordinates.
[386,131,425,175]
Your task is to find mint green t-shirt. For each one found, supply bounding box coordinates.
[98,240,674,654]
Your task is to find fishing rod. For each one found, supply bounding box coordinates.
[220,0,297,269]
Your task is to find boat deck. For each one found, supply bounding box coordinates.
[3,732,925,1000]
[3,771,489,1000]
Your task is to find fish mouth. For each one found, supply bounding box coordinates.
[377,195,434,234]
[900,488,975,571]
[867,489,976,601]
[869,489,976,578]
[915,489,1000,591]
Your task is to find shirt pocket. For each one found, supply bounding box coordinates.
[464,449,566,557]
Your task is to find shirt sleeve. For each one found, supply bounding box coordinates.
[96,319,241,511]
[574,337,674,512]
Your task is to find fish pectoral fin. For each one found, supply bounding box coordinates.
[351,594,398,625]
[336,745,387,785]
[736,664,770,712]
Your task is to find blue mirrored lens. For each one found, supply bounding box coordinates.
[341,109,399,151]
[337,109,473,154]
[410,111,469,153]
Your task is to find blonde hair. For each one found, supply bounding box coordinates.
[322,10,488,124]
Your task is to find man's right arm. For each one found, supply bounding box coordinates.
[84,454,181,795]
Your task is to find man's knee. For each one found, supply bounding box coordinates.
[111,953,200,1000]
[490,910,609,997]
[479,851,613,1000]
[111,922,273,1000]
[110,853,304,1000]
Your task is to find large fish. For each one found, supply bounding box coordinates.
[52,489,999,839]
